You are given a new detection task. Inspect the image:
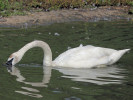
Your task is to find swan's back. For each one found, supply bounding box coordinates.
[53,45,119,68]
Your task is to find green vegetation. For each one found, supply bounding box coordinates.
[128,1,133,6]
[0,0,9,10]
[128,1,133,14]
[0,0,133,17]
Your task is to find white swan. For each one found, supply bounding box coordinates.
[6,40,130,71]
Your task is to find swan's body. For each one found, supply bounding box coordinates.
[53,45,129,68]
[6,40,130,70]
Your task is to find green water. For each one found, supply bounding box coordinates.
[0,20,133,100]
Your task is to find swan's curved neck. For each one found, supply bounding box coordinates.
[17,40,52,66]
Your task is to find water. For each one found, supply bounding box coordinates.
[0,20,133,100]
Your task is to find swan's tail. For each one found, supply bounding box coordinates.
[108,49,130,65]
[122,49,131,53]
[118,48,130,57]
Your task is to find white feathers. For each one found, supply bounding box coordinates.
[8,40,130,68]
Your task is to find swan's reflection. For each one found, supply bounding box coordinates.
[11,65,127,86]
[10,65,52,87]
[10,65,52,98]
[10,65,127,98]
[54,65,127,85]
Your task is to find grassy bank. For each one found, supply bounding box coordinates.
[0,0,133,17]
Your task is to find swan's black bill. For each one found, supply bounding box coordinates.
[5,58,14,72]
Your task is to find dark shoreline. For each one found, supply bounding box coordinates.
[0,6,133,28]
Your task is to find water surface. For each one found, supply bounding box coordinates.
[0,20,133,100]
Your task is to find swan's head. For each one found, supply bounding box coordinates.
[6,52,20,72]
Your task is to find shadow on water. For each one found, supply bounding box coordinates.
[0,20,133,100]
